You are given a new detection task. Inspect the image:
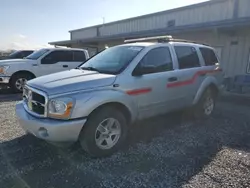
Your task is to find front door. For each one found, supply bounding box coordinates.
[128,47,178,119]
[38,50,74,77]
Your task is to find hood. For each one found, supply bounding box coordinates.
[27,69,117,95]
[0,59,34,65]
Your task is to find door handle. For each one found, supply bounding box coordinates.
[168,77,178,82]
[63,65,68,68]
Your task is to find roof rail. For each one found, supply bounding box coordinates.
[124,35,173,43]
[124,35,210,46]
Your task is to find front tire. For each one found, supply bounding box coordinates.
[10,73,33,93]
[79,107,128,158]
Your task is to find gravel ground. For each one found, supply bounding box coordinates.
[0,93,250,188]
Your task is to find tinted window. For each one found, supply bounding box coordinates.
[80,46,144,74]
[42,51,73,64]
[74,51,86,61]
[200,47,219,66]
[175,46,200,69]
[139,47,173,74]
[22,51,34,57]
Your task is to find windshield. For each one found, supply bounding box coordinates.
[26,49,49,60]
[80,45,144,74]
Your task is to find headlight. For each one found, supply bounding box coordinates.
[48,97,74,119]
[0,66,10,74]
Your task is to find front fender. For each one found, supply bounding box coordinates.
[5,62,36,77]
[193,76,219,105]
[71,89,138,122]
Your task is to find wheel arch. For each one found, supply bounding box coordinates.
[87,102,132,125]
[10,70,36,83]
[193,77,219,105]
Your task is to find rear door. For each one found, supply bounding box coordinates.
[169,45,203,107]
[129,46,181,119]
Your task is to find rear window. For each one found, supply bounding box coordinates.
[174,46,200,69]
[200,47,219,66]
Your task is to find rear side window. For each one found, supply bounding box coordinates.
[73,51,86,61]
[200,47,219,66]
[174,46,200,69]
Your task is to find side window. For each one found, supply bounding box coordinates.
[200,47,219,66]
[22,51,33,57]
[138,47,173,74]
[174,46,200,69]
[19,52,28,58]
[15,52,23,58]
[41,51,73,64]
[73,51,86,62]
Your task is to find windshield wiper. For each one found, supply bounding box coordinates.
[79,67,100,72]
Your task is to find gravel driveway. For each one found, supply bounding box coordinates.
[0,94,250,188]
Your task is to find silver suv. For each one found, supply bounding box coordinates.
[16,36,223,157]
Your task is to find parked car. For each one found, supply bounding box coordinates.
[0,50,34,60]
[16,36,223,157]
[0,48,89,92]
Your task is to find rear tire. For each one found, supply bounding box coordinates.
[79,107,128,158]
[10,73,34,93]
[193,88,216,119]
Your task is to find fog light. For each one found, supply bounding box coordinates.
[38,127,49,138]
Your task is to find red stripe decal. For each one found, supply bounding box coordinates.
[167,68,222,88]
[126,88,152,95]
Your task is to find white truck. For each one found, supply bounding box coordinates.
[0,48,89,92]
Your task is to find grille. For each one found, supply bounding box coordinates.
[23,87,47,117]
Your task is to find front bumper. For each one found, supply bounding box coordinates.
[0,76,10,84]
[15,102,87,142]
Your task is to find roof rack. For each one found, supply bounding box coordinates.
[124,35,210,46]
[124,35,173,43]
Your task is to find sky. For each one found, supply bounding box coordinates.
[0,0,208,50]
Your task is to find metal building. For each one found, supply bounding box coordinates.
[50,0,250,77]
